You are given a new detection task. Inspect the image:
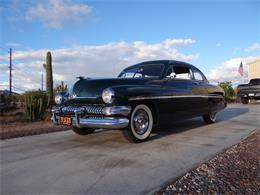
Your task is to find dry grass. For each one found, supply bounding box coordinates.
[0,108,69,139]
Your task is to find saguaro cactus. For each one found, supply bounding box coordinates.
[43,51,54,108]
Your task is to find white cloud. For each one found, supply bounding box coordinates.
[6,42,23,48]
[25,0,92,29]
[0,38,199,92]
[207,56,260,86]
[216,43,221,47]
[244,43,260,52]
[163,39,195,48]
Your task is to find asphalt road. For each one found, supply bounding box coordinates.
[1,104,259,194]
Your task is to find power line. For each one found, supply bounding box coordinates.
[12,86,26,92]
[12,66,32,76]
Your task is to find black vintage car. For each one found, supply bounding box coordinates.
[52,60,226,143]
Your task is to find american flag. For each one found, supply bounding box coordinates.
[238,61,243,76]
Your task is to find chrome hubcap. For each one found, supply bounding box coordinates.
[133,109,149,135]
[210,112,217,121]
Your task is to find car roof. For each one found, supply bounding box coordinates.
[123,60,197,71]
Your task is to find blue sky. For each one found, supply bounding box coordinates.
[0,0,259,92]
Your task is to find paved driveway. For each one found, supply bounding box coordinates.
[1,104,259,194]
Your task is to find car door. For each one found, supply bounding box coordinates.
[191,68,210,114]
[158,64,199,121]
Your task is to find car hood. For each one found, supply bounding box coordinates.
[71,77,153,98]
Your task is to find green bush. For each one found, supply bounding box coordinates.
[218,81,237,103]
[22,91,48,121]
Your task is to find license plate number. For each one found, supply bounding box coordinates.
[248,93,254,96]
[60,117,72,125]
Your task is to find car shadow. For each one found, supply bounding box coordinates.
[149,107,249,142]
[67,107,249,145]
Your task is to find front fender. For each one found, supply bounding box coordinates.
[111,85,166,105]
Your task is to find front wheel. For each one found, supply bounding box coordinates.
[203,112,217,124]
[72,127,95,135]
[122,104,153,143]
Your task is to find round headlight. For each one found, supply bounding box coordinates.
[55,94,63,105]
[55,92,68,105]
[102,88,115,104]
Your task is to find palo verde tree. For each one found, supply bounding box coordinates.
[43,51,54,108]
[218,81,236,101]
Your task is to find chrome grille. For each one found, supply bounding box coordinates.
[61,105,104,115]
[62,106,84,113]
[85,106,103,115]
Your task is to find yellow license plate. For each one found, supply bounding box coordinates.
[59,117,72,125]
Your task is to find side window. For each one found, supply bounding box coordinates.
[193,70,204,81]
[165,66,192,80]
[173,66,192,80]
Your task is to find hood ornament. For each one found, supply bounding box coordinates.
[68,92,77,99]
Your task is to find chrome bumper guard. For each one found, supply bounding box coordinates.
[51,106,131,129]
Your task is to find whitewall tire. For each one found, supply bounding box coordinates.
[203,112,218,124]
[122,104,153,143]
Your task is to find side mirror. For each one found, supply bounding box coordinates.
[165,73,176,80]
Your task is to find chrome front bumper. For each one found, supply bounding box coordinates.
[51,106,131,129]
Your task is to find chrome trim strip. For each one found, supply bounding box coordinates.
[71,96,97,99]
[128,95,223,101]
[102,106,131,116]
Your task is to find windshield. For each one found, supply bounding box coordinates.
[118,64,164,78]
[249,79,260,85]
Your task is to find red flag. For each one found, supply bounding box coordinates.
[238,61,243,76]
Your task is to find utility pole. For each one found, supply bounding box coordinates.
[41,71,43,91]
[9,48,12,99]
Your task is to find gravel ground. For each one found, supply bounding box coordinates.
[0,121,69,139]
[157,129,260,194]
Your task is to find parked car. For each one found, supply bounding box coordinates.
[237,78,260,104]
[52,60,226,143]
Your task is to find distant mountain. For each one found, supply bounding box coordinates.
[0,90,20,96]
